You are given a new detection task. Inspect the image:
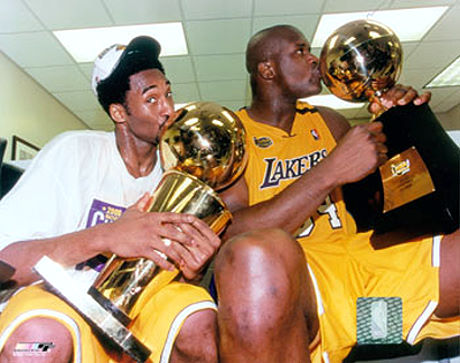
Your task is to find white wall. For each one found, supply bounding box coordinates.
[0,52,88,162]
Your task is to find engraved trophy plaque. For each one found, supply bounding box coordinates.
[319,19,459,236]
[34,101,247,362]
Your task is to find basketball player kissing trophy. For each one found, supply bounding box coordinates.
[319,19,459,238]
[34,101,247,362]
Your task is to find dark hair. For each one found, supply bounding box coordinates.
[96,56,165,116]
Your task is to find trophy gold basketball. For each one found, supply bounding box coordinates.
[34,101,247,362]
[319,19,459,236]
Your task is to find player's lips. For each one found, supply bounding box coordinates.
[312,66,321,79]
[311,67,322,85]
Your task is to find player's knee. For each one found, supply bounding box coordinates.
[172,309,217,363]
[215,228,307,330]
[216,228,306,292]
[0,317,73,362]
[216,228,302,276]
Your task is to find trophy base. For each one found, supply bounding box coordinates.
[33,256,151,363]
[343,103,459,237]
[88,286,132,327]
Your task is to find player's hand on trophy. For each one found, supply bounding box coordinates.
[99,194,196,272]
[102,193,221,278]
[141,214,221,281]
[368,84,431,115]
[327,121,388,184]
[174,218,221,281]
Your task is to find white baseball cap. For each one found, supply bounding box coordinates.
[91,36,162,96]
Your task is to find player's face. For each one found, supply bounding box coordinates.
[275,28,322,98]
[124,69,174,145]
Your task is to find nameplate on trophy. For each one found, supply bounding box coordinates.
[379,146,435,213]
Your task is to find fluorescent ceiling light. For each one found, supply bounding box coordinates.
[54,22,187,63]
[425,56,460,88]
[312,6,448,48]
[300,95,365,110]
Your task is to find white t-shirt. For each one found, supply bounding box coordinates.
[0,130,163,286]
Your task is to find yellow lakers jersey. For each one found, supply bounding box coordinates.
[236,101,357,248]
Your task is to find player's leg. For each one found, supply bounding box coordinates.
[170,308,217,362]
[436,229,459,318]
[131,281,218,363]
[0,281,219,363]
[0,285,110,363]
[0,317,72,363]
[215,228,318,363]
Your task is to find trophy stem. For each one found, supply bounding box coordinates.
[88,285,132,326]
[90,170,231,323]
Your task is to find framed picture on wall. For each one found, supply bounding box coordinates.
[12,135,40,160]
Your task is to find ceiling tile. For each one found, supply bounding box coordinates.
[1,0,459,131]
[389,0,456,9]
[323,0,380,13]
[424,4,460,41]
[53,90,100,112]
[215,100,247,111]
[103,0,182,24]
[0,32,74,67]
[254,0,323,16]
[245,83,252,103]
[400,68,441,89]
[193,54,246,82]
[78,62,94,80]
[161,56,196,84]
[1,0,44,33]
[252,15,320,41]
[181,0,253,20]
[24,0,113,30]
[25,65,90,92]
[172,82,200,103]
[400,42,418,61]
[198,80,247,101]
[406,40,460,69]
[185,19,251,55]
[430,87,460,113]
[74,109,112,129]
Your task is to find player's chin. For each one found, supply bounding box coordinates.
[314,82,323,94]
[302,83,322,98]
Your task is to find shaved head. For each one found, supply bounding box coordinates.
[243,24,321,102]
[246,25,303,74]
[245,25,310,97]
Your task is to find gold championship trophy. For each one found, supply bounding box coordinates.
[34,101,247,362]
[320,19,459,236]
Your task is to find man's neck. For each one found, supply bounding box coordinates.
[115,130,158,178]
[247,96,298,135]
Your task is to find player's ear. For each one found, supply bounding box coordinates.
[258,61,275,80]
[109,103,128,124]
